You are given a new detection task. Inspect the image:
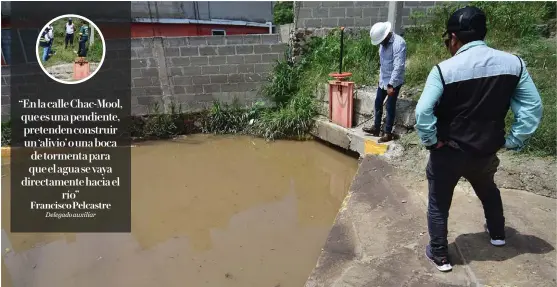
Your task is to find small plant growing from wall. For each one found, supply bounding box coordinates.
[1,120,11,146]
[142,101,185,139]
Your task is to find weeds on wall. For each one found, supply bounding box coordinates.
[202,28,380,140]
[201,100,255,135]
[259,29,379,139]
[1,120,10,146]
[298,29,379,90]
[405,1,556,157]
[126,101,201,141]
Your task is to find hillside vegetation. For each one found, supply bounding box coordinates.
[258,1,556,157]
[405,2,556,157]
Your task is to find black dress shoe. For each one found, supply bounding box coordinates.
[362,126,380,137]
[378,132,395,143]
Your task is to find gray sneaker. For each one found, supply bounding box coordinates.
[425,245,453,272]
[484,224,506,246]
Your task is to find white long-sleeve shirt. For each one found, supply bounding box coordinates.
[66,23,74,34]
[44,29,54,42]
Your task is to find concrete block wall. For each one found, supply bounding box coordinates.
[296,1,390,29]
[401,1,437,26]
[0,35,286,119]
[1,67,10,121]
[296,1,438,29]
[131,34,286,115]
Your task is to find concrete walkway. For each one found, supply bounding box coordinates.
[305,156,556,287]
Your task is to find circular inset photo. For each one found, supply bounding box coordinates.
[36,14,106,84]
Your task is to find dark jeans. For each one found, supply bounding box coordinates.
[374,86,400,133]
[78,39,87,57]
[65,33,74,48]
[427,145,505,257]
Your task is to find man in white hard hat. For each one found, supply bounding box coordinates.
[363,21,407,143]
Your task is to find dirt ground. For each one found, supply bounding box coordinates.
[389,143,556,199]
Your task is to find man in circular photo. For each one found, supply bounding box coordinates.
[65,17,75,50]
[36,15,105,84]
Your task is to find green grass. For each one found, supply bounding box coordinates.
[37,18,103,67]
[405,1,556,157]
[516,38,556,157]
[202,29,380,141]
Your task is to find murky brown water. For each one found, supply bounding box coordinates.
[1,135,357,287]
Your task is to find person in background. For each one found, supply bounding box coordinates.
[414,6,543,272]
[77,22,90,57]
[40,26,54,62]
[65,18,74,49]
[364,21,407,143]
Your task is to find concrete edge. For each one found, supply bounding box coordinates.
[304,156,473,286]
[304,157,373,287]
[310,117,403,159]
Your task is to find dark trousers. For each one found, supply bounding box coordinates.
[78,39,87,57]
[427,146,505,257]
[374,86,400,133]
[65,33,74,48]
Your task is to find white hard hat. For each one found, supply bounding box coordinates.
[369,22,392,45]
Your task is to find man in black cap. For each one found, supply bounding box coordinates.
[65,18,75,49]
[414,6,543,272]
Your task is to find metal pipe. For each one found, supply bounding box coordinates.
[339,27,344,74]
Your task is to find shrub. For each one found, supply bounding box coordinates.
[201,100,251,135]
[273,1,294,25]
[299,29,379,88]
[1,120,10,146]
[253,28,379,140]
[405,1,556,157]
[250,94,317,140]
[142,101,186,139]
[262,56,302,107]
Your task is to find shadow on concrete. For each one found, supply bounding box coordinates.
[450,227,555,266]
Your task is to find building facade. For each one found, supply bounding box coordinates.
[0,1,275,65]
[130,1,274,37]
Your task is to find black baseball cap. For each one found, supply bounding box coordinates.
[443,6,487,37]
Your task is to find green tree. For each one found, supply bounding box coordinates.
[273,1,294,25]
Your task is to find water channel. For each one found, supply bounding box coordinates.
[1,135,358,287]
